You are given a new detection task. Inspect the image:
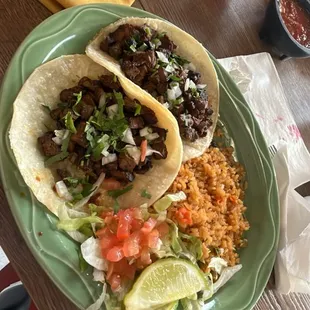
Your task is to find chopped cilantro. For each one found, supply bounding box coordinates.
[141,189,151,199]
[72,91,83,115]
[157,32,167,39]
[113,91,125,119]
[138,43,148,51]
[144,26,152,37]
[168,75,182,82]
[64,112,77,134]
[113,75,117,83]
[41,104,51,113]
[44,151,69,167]
[79,224,94,238]
[63,177,80,187]
[170,53,190,66]
[108,184,133,199]
[61,132,71,152]
[113,199,120,213]
[134,104,142,116]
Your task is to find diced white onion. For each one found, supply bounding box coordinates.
[93,268,105,282]
[101,146,110,157]
[145,133,160,141]
[125,146,141,165]
[163,102,170,109]
[184,78,190,91]
[55,180,73,201]
[146,145,162,157]
[169,82,182,99]
[52,129,69,145]
[197,84,207,89]
[167,88,176,101]
[156,51,169,63]
[140,127,152,137]
[98,92,106,108]
[101,153,117,166]
[189,80,197,90]
[122,128,136,145]
[106,104,118,119]
[164,64,175,73]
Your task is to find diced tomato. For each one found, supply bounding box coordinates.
[123,231,142,257]
[110,259,136,280]
[147,229,160,249]
[140,247,152,266]
[156,222,170,237]
[140,139,147,162]
[175,207,193,225]
[141,217,157,234]
[102,178,121,190]
[131,218,144,231]
[99,233,119,250]
[109,274,121,292]
[106,245,124,262]
[117,209,132,240]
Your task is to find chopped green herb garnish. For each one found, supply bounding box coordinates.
[129,44,137,52]
[141,189,152,199]
[45,151,69,167]
[61,132,71,152]
[134,104,142,116]
[81,183,96,197]
[170,97,184,107]
[157,32,167,39]
[138,43,148,51]
[41,104,51,113]
[113,199,120,213]
[113,91,125,119]
[64,112,77,134]
[113,75,117,83]
[92,142,105,160]
[170,53,190,66]
[108,184,133,199]
[168,75,182,82]
[77,249,89,272]
[72,91,83,115]
[152,38,161,48]
[144,26,152,36]
[63,177,80,187]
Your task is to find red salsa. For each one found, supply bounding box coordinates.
[280,0,310,48]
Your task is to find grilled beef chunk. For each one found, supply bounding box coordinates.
[124,97,138,113]
[160,34,177,51]
[38,131,60,156]
[140,106,158,124]
[151,141,168,160]
[118,153,137,172]
[99,75,121,90]
[187,70,201,84]
[57,169,70,180]
[59,86,83,104]
[135,156,153,174]
[75,93,95,121]
[71,122,88,148]
[50,107,70,121]
[151,127,167,141]
[129,116,144,129]
[110,170,135,183]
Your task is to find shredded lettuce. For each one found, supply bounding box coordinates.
[86,284,107,310]
[153,191,186,212]
[213,265,242,294]
[57,216,103,231]
[81,237,108,271]
[208,257,228,275]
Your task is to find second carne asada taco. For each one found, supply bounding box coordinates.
[86,17,219,161]
[9,55,182,216]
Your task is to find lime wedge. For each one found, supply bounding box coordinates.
[124,258,209,310]
[156,301,179,310]
[153,192,186,212]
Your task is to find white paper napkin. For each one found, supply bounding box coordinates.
[218,53,310,294]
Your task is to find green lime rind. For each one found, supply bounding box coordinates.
[124,258,209,310]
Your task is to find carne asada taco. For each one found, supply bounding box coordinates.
[86,17,219,161]
[9,55,182,216]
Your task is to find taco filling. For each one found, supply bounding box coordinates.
[100,24,213,142]
[38,74,168,201]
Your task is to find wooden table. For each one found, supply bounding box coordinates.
[0,0,310,309]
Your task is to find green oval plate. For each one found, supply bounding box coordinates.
[0,4,279,310]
